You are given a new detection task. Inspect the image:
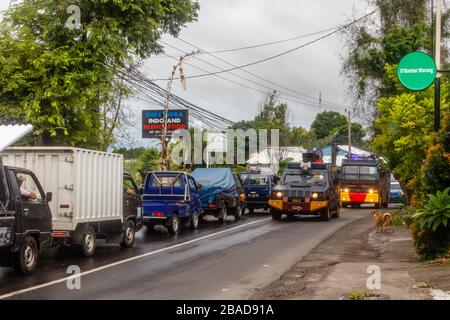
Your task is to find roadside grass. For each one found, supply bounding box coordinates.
[348,291,381,300]
[391,206,416,227]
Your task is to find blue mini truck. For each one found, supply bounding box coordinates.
[142,172,202,235]
[191,168,246,222]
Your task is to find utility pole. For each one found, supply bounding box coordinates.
[346,109,352,156]
[434,0,442,132]
[319,92,322,112]
[160,50,200,171]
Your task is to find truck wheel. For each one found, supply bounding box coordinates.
[190,211,200,230]
[14,236,38,275]
[80,226,96,257]
[120,220,136,248]
[218,206,227,223]
[320,206,331,221]
[234,205,243,221]
[333,203,341,218]
[168,214,180,235]
[271,210,282,221]
[248,208,255,215]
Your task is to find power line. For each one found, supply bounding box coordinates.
[150,6,384,81]
[160,51,345,112]
[172,38,348,109]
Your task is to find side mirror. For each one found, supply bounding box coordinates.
[197,184,203,191]
[46,192,53,202]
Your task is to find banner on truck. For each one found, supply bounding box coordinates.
[142,110,189,139]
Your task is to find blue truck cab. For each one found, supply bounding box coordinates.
[142,172,202,235]
[241,171,276,214]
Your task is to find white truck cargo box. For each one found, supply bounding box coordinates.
[1,147,123,231]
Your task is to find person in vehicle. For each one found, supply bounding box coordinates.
[16,175,37,200]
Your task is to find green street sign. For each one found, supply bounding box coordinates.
[397,51,437,91]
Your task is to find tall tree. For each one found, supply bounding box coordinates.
[341,0,434,121]
[310,111,348,140]
[0,0,199,149]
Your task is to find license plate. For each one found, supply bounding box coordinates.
[292,206,303,211]
[250,193,259,198]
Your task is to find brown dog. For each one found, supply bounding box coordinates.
[371,210,394,233]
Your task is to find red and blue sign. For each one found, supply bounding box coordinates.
[142,110,189,139]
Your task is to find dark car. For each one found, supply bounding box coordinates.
[242,171,276,214]
[268,161,340,221]
[191,168,246,222]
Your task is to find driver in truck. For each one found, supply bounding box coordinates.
[17,174,37,201]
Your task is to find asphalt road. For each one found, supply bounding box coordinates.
[0,208,369,300]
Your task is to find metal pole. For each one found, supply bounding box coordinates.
[347,110,352,156]
[434,0,442,132]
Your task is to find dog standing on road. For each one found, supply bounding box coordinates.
[371,210,394,233]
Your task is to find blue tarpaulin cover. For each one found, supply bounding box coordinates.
[191,168,237,206]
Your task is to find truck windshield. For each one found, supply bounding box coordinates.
[283,173,325,185]
[342,165,378,181]
[246,174,269,186]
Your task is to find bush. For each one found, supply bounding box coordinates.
[391,206,416,226]
[411,188,450,260]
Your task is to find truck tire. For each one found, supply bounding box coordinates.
[79,226,96,257]
[234,205,243,221]
[333,203,341,218]
[13,236,38,275]
[218,205,227,223]
[320,206,331,221]
[248,208,255,215]
[120,220,136,248]
[190,211,200,230]
[271,210,282,221]
[168,214,180,235]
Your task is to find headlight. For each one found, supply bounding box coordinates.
[273,191,283,198]
[340,188,349,193]
[369,189,378,194]
[312,192,319,199]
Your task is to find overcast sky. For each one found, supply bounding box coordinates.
[0,0,371,147]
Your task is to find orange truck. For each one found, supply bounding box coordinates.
[339,155,390,209]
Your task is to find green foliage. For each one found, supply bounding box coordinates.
[342,0,431,102]
[410,219,450,260]
[371,66,450,198]
[278,157,294,175]
[391,206,416,227]
[310,111,347,140]
[117,147,160,183]
[348,291,380,300]
[0,0,199,148]
[288,127,317,150]
[410,188,450,260]
[413,188,450,232]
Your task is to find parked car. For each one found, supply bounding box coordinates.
[0,145,142,274]
[241,171,276,214]
[142,171,202,235]
[191,168,246,222]
[389,180,404,203]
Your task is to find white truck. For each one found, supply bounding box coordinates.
[1,146,142,274]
